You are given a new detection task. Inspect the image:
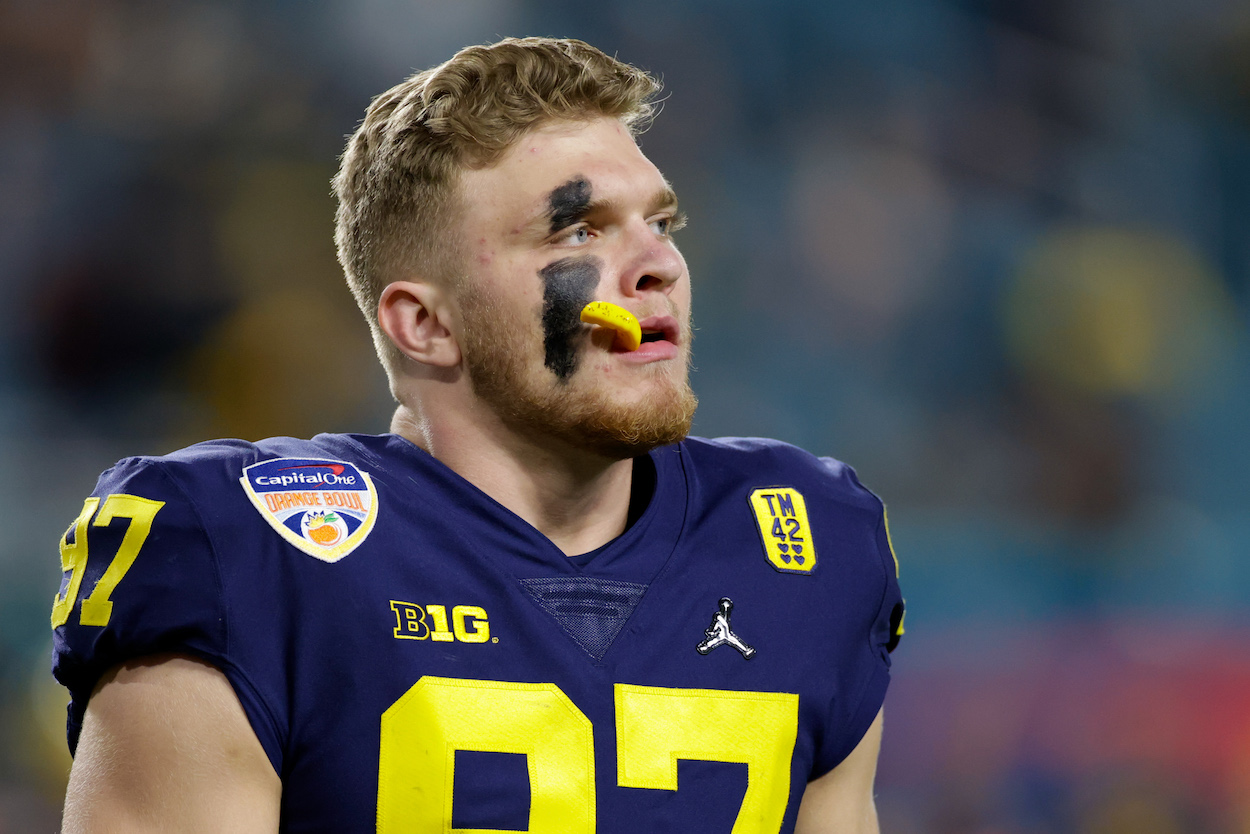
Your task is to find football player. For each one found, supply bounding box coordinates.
[53,37,903,833]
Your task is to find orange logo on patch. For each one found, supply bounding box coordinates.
[303,511,345,545]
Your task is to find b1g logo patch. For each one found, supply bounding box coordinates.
[748,487,817,574]
[240,458,378,563]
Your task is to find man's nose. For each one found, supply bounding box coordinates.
[616,220,684,297]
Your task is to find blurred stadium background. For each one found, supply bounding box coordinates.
[2,0,1249,830]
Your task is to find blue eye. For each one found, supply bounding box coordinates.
[651,212,686,237]
[558,226,591,246]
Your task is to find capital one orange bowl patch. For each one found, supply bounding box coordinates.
[241,458,378,563]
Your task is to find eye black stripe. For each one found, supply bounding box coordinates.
[547,177,591,235]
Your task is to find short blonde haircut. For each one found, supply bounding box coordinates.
[333,37,662,375]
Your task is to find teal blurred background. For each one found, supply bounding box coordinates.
[2,0,1249,830]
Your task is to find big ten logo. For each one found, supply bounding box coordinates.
[748,487,817,574]
[390,601,495,644]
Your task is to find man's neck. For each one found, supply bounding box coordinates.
[391,405,635,556]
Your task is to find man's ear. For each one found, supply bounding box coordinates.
[377,281,462,368]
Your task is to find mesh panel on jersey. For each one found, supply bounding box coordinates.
[519,577,648,661]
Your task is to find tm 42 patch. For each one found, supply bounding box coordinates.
[241,458,378,563]
[748,487,817,574]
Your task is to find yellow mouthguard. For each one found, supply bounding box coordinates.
[580,301,642,351]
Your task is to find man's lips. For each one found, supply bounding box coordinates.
[608,313,680,361]
[634,315,680,347]
[580,303,681,354]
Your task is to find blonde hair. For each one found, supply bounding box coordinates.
[333,37,662,375]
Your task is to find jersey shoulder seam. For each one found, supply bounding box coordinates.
[144,457,289,762]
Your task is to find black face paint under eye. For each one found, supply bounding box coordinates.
[547,177,591,235]
[539,255,600,381]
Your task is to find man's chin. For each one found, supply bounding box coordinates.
[566,406,696,459]
[524,383,698,460]
[485,372,696,460]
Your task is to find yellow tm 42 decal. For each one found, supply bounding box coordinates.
[748,487,816,574]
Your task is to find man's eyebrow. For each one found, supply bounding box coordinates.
[568,191,677,220]
[647,186,680,215]
[588,187,679,224]
[533,181,681,235]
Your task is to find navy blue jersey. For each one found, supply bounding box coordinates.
[52,434,903,833]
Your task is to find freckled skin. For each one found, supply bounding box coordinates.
[539,256,600,381]
[547,177,591,235]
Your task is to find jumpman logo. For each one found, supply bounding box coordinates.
[695,597,756,659]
